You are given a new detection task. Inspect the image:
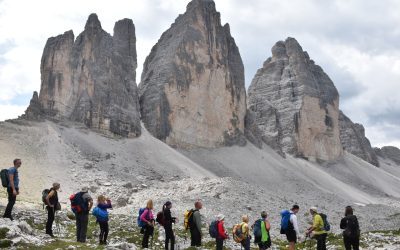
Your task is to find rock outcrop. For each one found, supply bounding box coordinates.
[139,0,246,148]
[375,146,400,165]
[24,14,141,137]
[247,37,343,161]
[339,111,379,166]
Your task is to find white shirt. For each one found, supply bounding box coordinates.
[290,213,300,237]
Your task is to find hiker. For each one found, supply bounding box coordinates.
[75,187,93,243]
[306,207,327,250]
[253,211,271,250]
[45,182,61,237]
[238,215,251,250]
[162,201,177,250]
[215,214,228,250]
[190,200,203,247]
[284,205,300,250]
[93,195,112,245]
[340,206,360,250]
[3,159,22,220]
[140,199,155,248]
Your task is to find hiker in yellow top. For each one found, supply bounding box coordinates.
[239,215,251,250]
[306,207,327,250]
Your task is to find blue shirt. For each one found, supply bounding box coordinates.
[8,167,19,189]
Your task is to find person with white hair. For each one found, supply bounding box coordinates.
[306,207,327,250]
[75,186,93,243]
[216,214,228,250]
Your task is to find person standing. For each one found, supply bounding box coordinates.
[190,201,203,247]
[239,215,251,250]
[45,182,61,237]
[306,207,327,250]
[75,187,93,243]
[163,201,176,250]
[256,211,271,250]
[286,205,300,250]
[340,206,360,250]
[94,195,112,245]
[3,159,22,220]
[140,199,155,248]
[215,214,228,250]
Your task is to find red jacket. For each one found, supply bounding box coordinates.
[217,220,228,239]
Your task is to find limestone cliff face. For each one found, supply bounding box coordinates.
[139,0,246,148]
[26,14,141,137]
[247,38,343,161]
[375,146,400,165]
[339,111,379,166]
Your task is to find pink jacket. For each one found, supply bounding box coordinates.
[140,208,154,223]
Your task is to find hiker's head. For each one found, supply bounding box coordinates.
[345,206,353,216]
[195,200,202,209]
[52,182,60,191]
[81,186,89,193]
[261,211,268,219]
[13,158,21,168]
[291,204,300,214]
[97,195,106,204]
[146,199,154,209]
[310,207,318,215]
[242,215,249,223]
[164,201,172,209]
[217,214,225,221]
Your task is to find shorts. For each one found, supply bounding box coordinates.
[286,230,297,243]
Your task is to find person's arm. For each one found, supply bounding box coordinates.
[193,211,202,234]
[88,199,93,211]
[9,172,17,196]
[340,218,347,229]
[291,215,300,236]
[265,220,271,231]
[46,190,55,207]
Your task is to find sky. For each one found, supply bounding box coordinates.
[0,0,399,148]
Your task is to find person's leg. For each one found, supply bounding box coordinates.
[104,221,109,244]
[165,225,171,250]
[3,188,16,219]
[216,238,224,250]
[343,236,351,250]
[353,236,360,250]
[80,214,89,243]
[99,221,105,244]
[316,234,322,250]
[320,234,327,250]
[245,237,251,250]
[76,214,82,242]
[142,225,150,248]
[46,207,55,235]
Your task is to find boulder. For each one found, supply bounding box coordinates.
[139,0,247,148]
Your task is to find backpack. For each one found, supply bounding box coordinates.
[69,192,87,214]
[209,220,218,238]
[232,223,246,243]
[42,189,50,205]
[92,207,108,222]
[280,210,291,234]
[184,209,195,230]
[253,219,262,238]
[320,213,331,231]
[0,169,9,188]
[137,208,148,228]
[156,211,165,226]
[344,216,359,238]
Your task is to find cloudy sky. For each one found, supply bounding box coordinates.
[0,0,399,148]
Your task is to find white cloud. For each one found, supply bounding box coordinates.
[0,0,399,148]
[0,104,26,121]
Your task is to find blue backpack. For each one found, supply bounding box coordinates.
[209,220,218,238]
[137,208,148,228]
[320,213,331,231]
[253,219,262,238]
[92,207,108,222]
[280,210,291,233]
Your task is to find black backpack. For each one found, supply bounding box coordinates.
[344,216,359,238]
[0,169,9,188]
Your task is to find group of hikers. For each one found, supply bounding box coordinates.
[1,159,361,250]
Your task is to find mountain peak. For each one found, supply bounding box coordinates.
[84,13,102,31]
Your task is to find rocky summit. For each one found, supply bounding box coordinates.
[247,37,343,162]
[139,0,247,148]
[23,14,141,137]
[339,111,379,167]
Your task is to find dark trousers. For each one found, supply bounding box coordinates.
[216,238,224,250]
[99,221,109,243]
[142,224,154,248]
[315,233,327,250]
[3,187,17,219]
[164,224,175,250]
[76,213,89,242]
[344,236,359,250]
[190,227,201,246]
[241,237,251,250]
[46,206,55,234]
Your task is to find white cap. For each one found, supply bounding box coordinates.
[81,186,89,192]
[217,214,225,221]
[310,207,318,213]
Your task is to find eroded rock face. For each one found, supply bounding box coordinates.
[339,111,379,166]
[375,146,400,165]
[139,0,246,148]
[247,37,342,161]
[25,14,141,137]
